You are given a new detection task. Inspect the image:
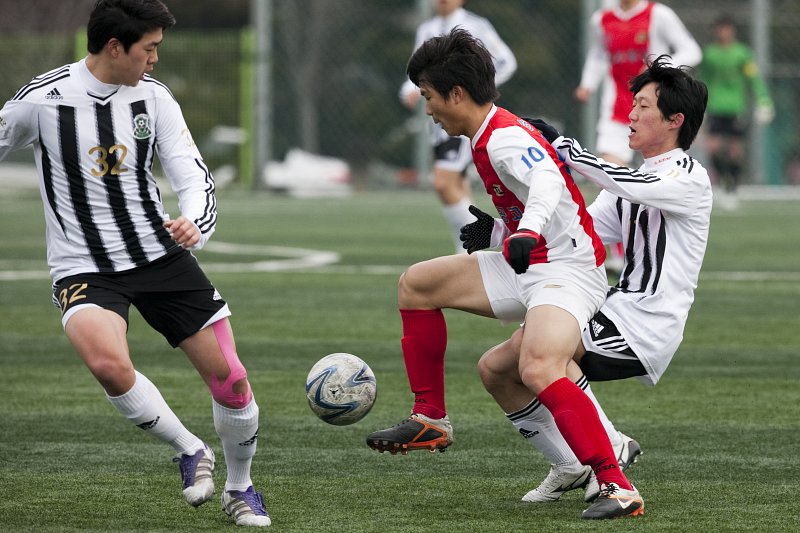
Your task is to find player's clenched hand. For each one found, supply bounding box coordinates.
[164,216,200,249]
[503,230,539,274]
[459,205,495,254]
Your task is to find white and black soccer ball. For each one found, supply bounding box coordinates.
[305,352,377,425]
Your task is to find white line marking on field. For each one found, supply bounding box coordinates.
[1,240,799,284]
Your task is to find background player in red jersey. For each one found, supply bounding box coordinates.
[366,28,643,520]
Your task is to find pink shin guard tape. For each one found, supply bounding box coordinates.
[210,319,252,408]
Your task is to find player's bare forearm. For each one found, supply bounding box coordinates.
[163,216,200,248]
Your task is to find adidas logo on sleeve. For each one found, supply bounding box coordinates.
[45,88,63,100]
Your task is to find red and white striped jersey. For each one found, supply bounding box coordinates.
[0,59,216,283]
[554,136,712,385]
[471,106,605,270]
[580,1,701,125]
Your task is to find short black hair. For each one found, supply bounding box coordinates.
[87,0,176,54]
[406,27,498,105]
[629,55,708,150]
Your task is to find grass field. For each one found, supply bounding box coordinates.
[0,187,799,532]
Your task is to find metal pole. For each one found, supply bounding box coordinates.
[750,0,770,184]
[580,0,601,151]
[414,0,432,187]
[252,0,272,190]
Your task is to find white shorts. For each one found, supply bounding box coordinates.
[476,251,607,327]
[595,119,634,164]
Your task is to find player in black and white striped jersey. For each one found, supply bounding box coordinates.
[0,0,268,526]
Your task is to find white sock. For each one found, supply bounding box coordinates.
[576,375,622,449]
[213,397,260,492]
[106,370,203,455]
[507,397,581,469]
[442,198,474,254]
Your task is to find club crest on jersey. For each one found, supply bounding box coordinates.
[133,113,152,139]
[518,118,534,132]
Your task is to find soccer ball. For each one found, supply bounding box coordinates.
[305,353,377,425]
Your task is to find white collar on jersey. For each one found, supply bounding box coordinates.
[78,58,123,98]
[641,147,686,172]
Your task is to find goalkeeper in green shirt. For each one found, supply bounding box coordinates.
[700,15,774,208]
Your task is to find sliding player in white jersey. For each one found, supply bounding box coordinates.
[477,56,710,512]
[400,0,517,254]
[0,0,269,526]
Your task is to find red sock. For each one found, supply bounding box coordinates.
[537,377,631,490]
[399,309,447,419]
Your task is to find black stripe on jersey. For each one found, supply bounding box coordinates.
[141,76,177,102]
[13,72,71,102]
[95,102,149,267]
[611,206,667,297]
[651,217,667,292]
[193,158,217,235]
[58,105,114,271]
[12,66,70,101]
[39,132,68,237]
[130,100,174,251]
[618,204,641,291]
[678,157,695,173]
[565,142,661,184]
[87,89,120,103]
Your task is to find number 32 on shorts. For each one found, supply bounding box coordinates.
[59,283,88,311]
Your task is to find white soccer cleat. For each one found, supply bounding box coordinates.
[174,444,215,507]
[222,486,272,527]
[615,432,642,470]
[522,464,593,503]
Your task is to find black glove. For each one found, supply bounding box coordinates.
[459,205,495,254]
[503,230,539,274]
[523,117,560,144]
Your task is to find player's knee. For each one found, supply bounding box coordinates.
[398,266,428,307]
[88,358,135,394]
[208,319,252,409]
[210,367,251,409]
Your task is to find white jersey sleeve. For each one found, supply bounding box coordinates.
[487,126,565,236]
[578,10,609,91]
[0,99,38,159]
[587,189,623,245]
[650,3,701,68]
[152,91,216,249]
[554,136,706,217]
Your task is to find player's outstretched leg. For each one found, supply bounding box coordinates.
[366,413,453,454]
[174,444,215,507]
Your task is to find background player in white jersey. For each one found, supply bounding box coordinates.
[477,55,710,505]
[367,28,643,520]
[0,0,269,526]
[400,0,517,254]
